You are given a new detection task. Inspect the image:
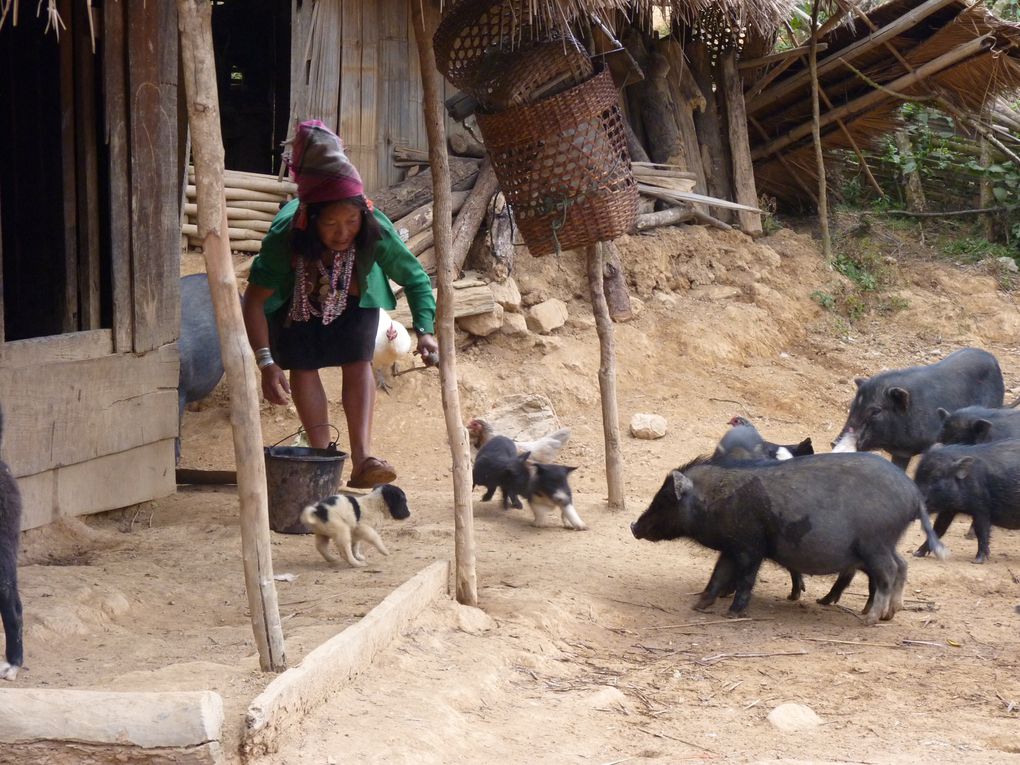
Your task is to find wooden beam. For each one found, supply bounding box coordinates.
[749,117,819,205]
[739,43,828,70]
[809,1,831,258]
[587,243,625,511]
[74,0,101,329]
[411,0,477,607]
[58,0,78,334]
[751,36,993,161]
[177,0,286,673]
[749,0,961,113]
[720,51,762,236]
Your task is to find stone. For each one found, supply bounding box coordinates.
[489,277,522,312]
[477,393,561,443]
[455,605,495,635]
[767,702,823,732]
[526,298,568,334]
[501,312,530,336]
[630,413,667,440]
[457,304,504,337]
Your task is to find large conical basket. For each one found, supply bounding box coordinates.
[475,67,638,256]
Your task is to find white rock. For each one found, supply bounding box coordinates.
[455,605,495,635]
[489,277,522,311]
[997,256,1019,273]
[629,296,645,318]
[585,686,633,713]
[457,304,504,337]
[501,312,530,336]
[526,298,568,334]
[767,702,822,732]
[630,413,667,440]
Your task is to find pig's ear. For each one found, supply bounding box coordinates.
[936,407,950,422]
[564,466,578,474]
[888,387,910,411]
[854,377,866,389]
[972,420,992,440]
[954,456,974,480]
[670,470,693,499]
[519,451,532,463]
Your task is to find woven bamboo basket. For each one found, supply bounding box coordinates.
[475,67,638,256]
[472,36,593,111]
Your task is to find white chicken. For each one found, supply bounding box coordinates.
[372,308,412,393]
[467,418,571,463]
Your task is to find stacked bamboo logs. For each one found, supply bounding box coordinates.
[182,166,295,253]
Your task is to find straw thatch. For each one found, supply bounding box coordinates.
[750,0,1020,206]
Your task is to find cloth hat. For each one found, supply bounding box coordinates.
[287,120,364,204]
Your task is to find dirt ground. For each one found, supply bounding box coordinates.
[15,222,1020,764]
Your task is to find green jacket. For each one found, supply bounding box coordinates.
[248,199,436,334]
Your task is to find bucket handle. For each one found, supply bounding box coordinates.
[269,423,342,451]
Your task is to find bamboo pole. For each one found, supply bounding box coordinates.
[177,0,286,672]
[411,0,477,606]
[809,1,831,259]
[752,35,992,161]
[587,243,625,511]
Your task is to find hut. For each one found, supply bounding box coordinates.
[0,2,184,531]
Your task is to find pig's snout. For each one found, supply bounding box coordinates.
[630,521,640,539]
[831,428,857,452]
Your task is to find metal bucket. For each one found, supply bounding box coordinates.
[264,442,347,534]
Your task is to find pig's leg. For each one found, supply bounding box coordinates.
[889,553,908,616]
[891,454,912,471]
[330,524,366,568]
[559,503,587,531]
[0,582,22,680]
[787,570,806,601]
[481,485,496,502]
[696,554,736,611]
[915,511,956,557]
[971,513,992,564]
[354,524,389,557]
[727,558,763,617]
[314,534,340,564]
[860,555,895,625]
[817,568,856,605]
[528,498,551,527]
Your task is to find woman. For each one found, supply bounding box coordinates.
[242,120,438,488]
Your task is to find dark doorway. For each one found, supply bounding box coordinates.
[212,0,292,175]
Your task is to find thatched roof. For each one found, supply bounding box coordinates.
[749,0,1020,206]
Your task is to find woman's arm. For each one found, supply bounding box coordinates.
[242,283,291,404]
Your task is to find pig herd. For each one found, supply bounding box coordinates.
[631,347,1020,625]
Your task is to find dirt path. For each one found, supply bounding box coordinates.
[17,225,1020,763]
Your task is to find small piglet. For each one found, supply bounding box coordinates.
[472,435,530,511]
[0,407,23,680]
[300,484,410,568]
[526,462,586,531]
[913,440,1020,563]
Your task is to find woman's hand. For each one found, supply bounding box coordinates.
[415,333,440,367]
[261,364,291,405]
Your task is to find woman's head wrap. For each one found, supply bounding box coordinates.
[287,120,364,205]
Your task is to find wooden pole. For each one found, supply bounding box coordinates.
[176,0,286,672]
[410,0,477,606]
[809,1,831,259]
[586,244,625,511]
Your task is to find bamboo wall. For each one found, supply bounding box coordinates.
[290,0,448,194]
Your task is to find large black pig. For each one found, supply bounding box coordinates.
[631,452,946,624]
[936,405,1020,446]
[913,440,1020,563]
[832,348,1004,469]
[177,274,226,463]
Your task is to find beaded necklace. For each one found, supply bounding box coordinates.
[288,245,356,325]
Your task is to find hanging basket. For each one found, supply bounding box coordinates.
[471,36,593,111]
[433,0,550,92]
[475,67,638,256]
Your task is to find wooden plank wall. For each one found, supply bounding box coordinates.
[127,1,180,353]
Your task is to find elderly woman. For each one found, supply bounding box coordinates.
[242,120,438,489]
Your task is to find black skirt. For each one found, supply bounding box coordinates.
[268,301,379,370]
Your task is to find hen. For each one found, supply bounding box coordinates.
[467,418,571,464]
[372,308,412,393]
[726,415,813,460]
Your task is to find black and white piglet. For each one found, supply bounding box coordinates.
[472,435,530,511]
[300,484,410,568]
[0,407,23,680]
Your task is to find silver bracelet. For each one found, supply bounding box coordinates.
[256,355,276,370]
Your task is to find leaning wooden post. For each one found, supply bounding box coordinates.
[587,243,625,511]
[411,0,477,605]
[720,50,763,237]
[808,1,832,259]
[177,0,286,671]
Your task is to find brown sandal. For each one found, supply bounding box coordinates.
[347,456,397,488]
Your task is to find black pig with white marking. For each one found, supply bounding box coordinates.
[936,405,1020,446]
[913,440,1020,564]
[631,452,945,624]
[525,462,586,531]
[832,348,1004,469]
[0,408,23,680]
[300,484,410,568]
[472,435,530,511]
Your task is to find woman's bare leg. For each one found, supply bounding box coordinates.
[289,369,331,448]
[341,361,376,469]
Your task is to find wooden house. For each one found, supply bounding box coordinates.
[0,2,184,531]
